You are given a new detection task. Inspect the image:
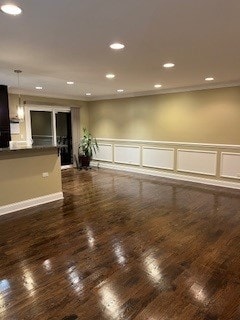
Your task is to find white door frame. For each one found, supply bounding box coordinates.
[25,105,71,144]
[25,105,72,168]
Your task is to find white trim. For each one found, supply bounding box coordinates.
[85,82,240,101]
[8,82,240,102]
[114,144,141,148]
[52,110,57,146]
[91,162,240,190]
[26,105,71,112]
[177,149,217,176]
[0,192,64,216]
[96,138,240,149]
[220,152,240,179]
[142,146,174,151]
[61,164,73,170]
[25,105,73,165]
[25,106,71,146]
[53,107,71,148]
[25,106,32,145]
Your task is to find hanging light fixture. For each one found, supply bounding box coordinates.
[14,69,24,121]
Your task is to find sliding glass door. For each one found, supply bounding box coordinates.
[55,112,72,166]
[28,107,72,167]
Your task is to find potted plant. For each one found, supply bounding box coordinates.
[78,128,98,169]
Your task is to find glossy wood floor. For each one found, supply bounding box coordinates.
[1,168,240,320]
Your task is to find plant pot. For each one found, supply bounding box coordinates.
[79,155,91,168]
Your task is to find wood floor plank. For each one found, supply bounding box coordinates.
[0,168,240,319]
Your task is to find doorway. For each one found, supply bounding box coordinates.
[26,106,73,167]
[55,112,72,166]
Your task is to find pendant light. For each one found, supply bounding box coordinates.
[14,69,24,121]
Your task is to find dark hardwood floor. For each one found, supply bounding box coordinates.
[0,168,240,320]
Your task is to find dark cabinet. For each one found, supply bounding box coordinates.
[0,85,11,148]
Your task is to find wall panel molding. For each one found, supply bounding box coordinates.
[94,143,113,162]
[220,152,240,179]
[177,149,217,176]
[114,145,141,166]
[142,147,174,170]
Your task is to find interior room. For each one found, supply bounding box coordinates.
[0,1,240,319]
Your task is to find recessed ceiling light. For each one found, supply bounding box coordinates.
[106,74,115,79]
[110,43,125,50]
[117,89,124,93]
[1,4,22,15]
[154,84,162,88]
[67,81,74,85]
[86,93,91,96]
[163,62,175,68]
[35,86,43,90]
[205,77,214,81]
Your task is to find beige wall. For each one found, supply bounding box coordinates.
[8,86,240,148]
[0,148,62,206]
[8,94,89,141]
[88,86,240,145]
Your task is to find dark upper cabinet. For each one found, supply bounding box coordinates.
[0,85,11,148]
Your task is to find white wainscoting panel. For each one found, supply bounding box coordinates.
[177,149,217,176]
[114,145,141,165]
[142,147,174,170]
[94,143,113,162]
[221,152,240,179]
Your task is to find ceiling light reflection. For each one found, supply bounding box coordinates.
[23,269,35,295]
[0,294,6,314]
[86,226,95,248]
[99,285,121,319]
[0,279,10,313]
[190,283,206,303]
[43,259,52,272]
[67,267,84,294]
[144,254,162,284]
[0,279,10,293]
[113,243,126,266]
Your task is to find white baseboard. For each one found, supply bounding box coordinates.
[61,164,73,170]
[0,192,64,216]
[92,161,240,190]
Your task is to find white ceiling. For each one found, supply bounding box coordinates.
[0,0,240,101]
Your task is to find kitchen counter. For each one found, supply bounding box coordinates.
[0,145,58,153]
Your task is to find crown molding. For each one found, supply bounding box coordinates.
[8,81,240,102]
[89,81,240,101]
